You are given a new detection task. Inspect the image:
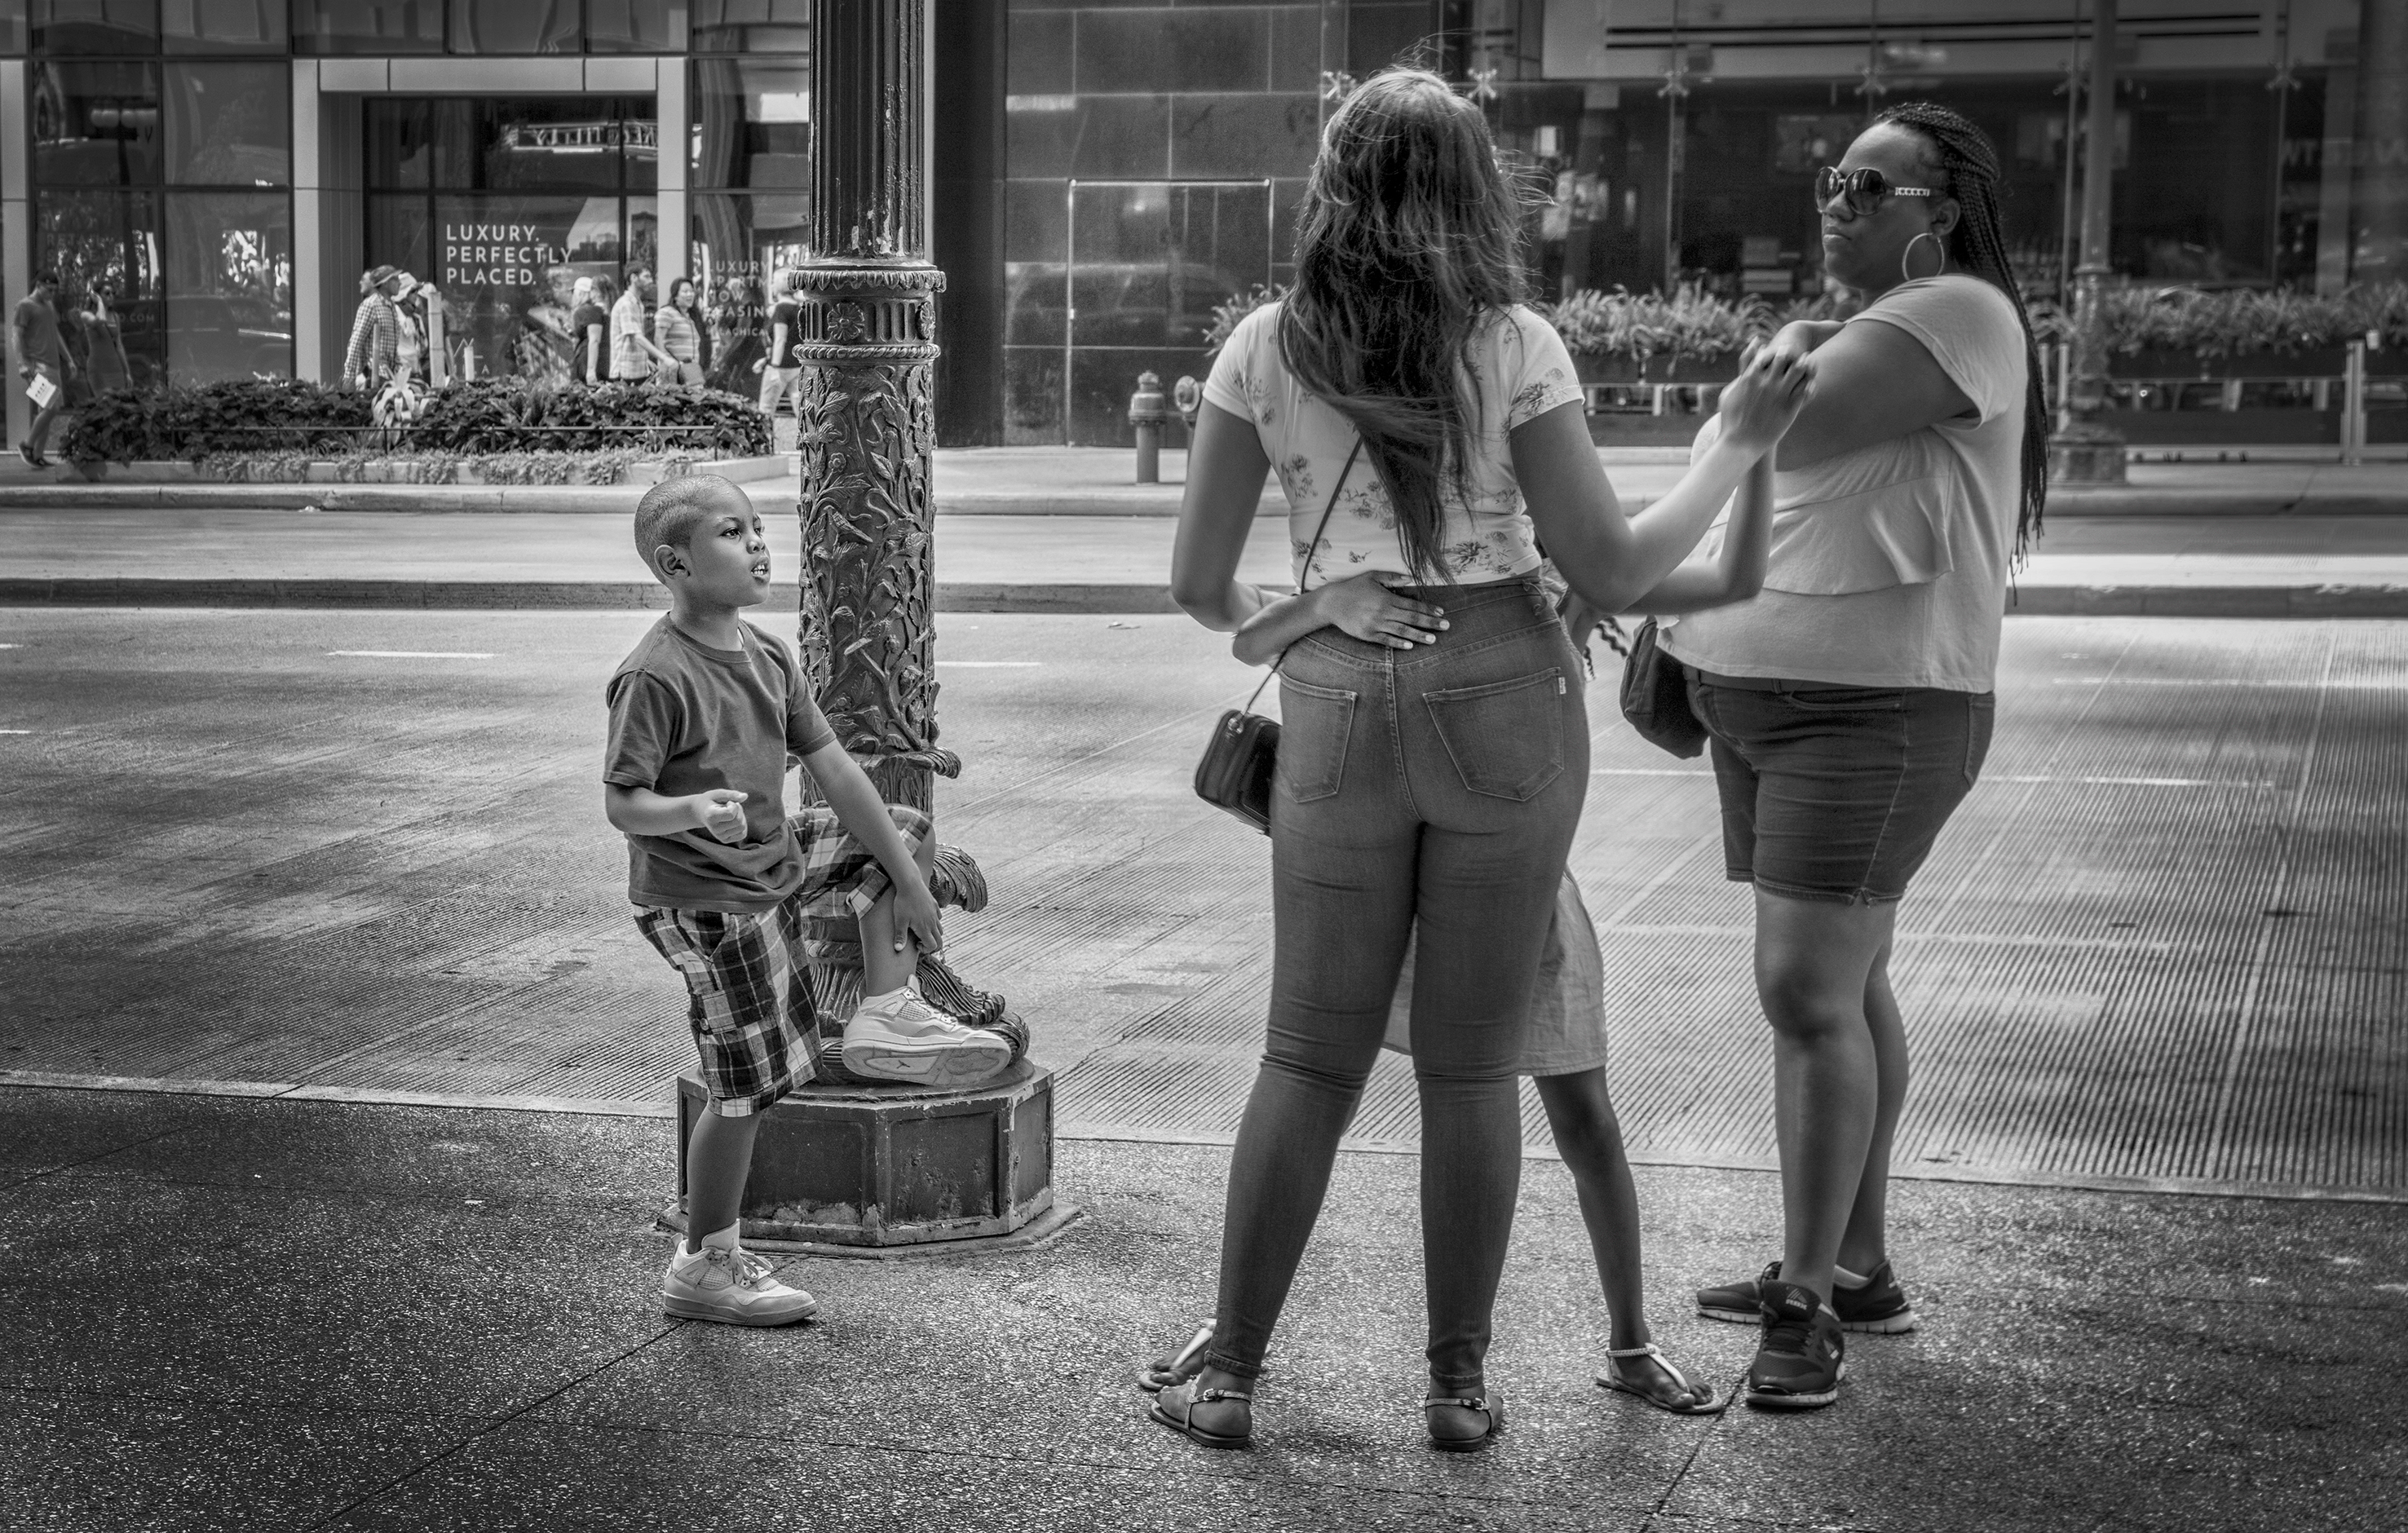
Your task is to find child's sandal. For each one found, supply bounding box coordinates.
[1148,1378,1253,1451]
[1138,1324,1213,1394]
[1422,1387,1506,1452]
[1597,1343,1727,1416]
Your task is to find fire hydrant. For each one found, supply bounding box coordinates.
[1129,371,1168,484]
[1173,375,1201,446]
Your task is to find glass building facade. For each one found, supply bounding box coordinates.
[0,1,2399,447]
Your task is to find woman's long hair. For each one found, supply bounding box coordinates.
[1875,101,2050,558]
[1278,69,1533,582]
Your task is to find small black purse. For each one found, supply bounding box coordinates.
[1617,616,1709,759]
[1194,440,1364,834]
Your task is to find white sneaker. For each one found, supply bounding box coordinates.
[842,988,1013,1086]
[661,1243,817,1326]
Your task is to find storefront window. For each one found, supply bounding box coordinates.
[691,58,810,190]
[33,61,162,188]
[586,0,683,53]
[448,0,578,55]
[426,192,615,382]
[294,0,442,55]
[164,63,289,187]
[161,0,287,54]
[0,6,26,52]
[33,0,160,54]
[38,188,166,392]
[165,189,291,382]
[692,0,809,55]
[691,191,807,391]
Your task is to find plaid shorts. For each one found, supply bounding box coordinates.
[637,803,930,1116]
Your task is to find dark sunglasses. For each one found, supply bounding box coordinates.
[1814,165,1937,216]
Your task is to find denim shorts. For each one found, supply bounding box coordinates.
[1685,669,1994,906]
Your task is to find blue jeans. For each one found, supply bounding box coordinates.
[1208,576,1589,1389]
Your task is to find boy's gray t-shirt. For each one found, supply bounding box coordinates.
[603,617,839,913]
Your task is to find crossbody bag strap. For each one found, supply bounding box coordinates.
[1241,437,1367,712]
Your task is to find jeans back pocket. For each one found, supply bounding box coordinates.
[1425,667,1566,801]
[1278,677,1357,802]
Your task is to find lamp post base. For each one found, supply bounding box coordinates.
[667,1062,1058,1249]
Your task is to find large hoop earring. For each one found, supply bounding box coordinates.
[1902,231,1948,283]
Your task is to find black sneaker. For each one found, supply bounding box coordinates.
[1745,1279,1845,1410]
[1697,1259,1916,1334]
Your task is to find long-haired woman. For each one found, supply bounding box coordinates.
[1157,68,1808,1452]
[1661,102,2048,1410]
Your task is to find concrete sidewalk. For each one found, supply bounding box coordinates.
[1,445,2402,517]
[2,1083,2397,1532]
[2,499,2406,616]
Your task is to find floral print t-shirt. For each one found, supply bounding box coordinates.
[1201,301,1585,588]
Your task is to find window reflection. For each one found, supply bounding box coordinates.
[691,58,810,190]
[33,61,162,188]
[691,0,808,54]
[586,0,681,52]
[164,63,289,187]
[165,189,291,381]
[294,0,442,55]
[33,0,161,55]
[448,0,579,55]
[38,188,166,392]
[691,191,809,392]
[162,0,287,53]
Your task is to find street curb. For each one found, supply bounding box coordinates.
[6,576,2406,616]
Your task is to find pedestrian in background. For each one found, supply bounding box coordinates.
[570,276,610,387]
[1152,67,1807,1455]
[658,276,706,386]
[75,289,131,399]
[612,267,675,385]
[11,269,69,468]
[1659,101,2049,1412]
[342,264,403,395]
[759,269,801,418]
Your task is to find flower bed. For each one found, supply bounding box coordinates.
[60,378,771,466]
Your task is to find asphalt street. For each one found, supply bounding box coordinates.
[4,607,2406,1529]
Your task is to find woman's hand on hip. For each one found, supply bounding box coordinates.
[1715,343,1814,453]
[1318,572,1448,650]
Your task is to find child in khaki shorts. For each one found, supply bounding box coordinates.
[606,475,1009,1325]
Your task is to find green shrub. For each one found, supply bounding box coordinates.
[64,378,771,464]
[1540,284,1783,364]
[2039,282,2408,359]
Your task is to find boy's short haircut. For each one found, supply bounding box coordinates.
[634,475,747,577]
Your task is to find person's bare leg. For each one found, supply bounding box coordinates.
[1838,939,1906,1276]
[858,827,937,996]
[1538,1068,1710,1407]
[683,1108,763,1252]
[1753,888,1894,1305]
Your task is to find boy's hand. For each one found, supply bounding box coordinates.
[695,789,749,844]
[891,875,943,957]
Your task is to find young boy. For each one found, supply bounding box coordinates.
[606,475,1010,1324]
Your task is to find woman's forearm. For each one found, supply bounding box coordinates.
[1625,453,1775,614]
[1608,438,1761,601]
[1231,585,1326,665]
[1175,575,1270,635]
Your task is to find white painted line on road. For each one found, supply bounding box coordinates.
[1593,768,1709,776]
[0,729,29,735]
[327,650,496,659]
[0,643,20,648]
[937,660,1043,667]
[1990,774,2268,789]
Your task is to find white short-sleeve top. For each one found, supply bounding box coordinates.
[1663,274,2029,692]
[1201,301,1586,588]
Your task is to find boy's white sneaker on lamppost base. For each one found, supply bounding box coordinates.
[842,987,1012,1086]
[662,1230,817,1326]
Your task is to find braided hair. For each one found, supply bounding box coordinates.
[1874,101,2048,558]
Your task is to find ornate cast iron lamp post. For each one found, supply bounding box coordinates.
[664,0,1059,1252]
[2049,0,2127,484]
[789,0,1017,1049]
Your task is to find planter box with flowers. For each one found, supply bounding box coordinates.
[59,378,773,484]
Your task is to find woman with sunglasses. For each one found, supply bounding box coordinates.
[1154,67,1810,1454]
[1655,103,2049,1411]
